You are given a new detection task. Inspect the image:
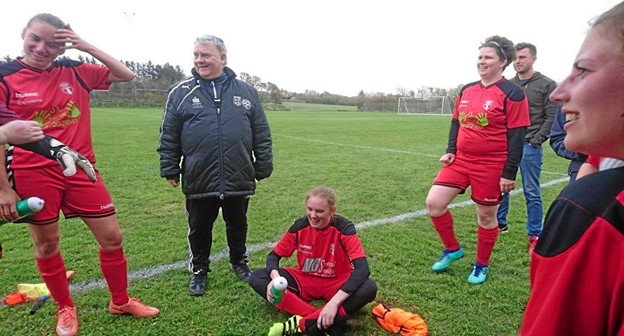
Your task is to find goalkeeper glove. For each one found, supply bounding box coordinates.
[16,135,97,183]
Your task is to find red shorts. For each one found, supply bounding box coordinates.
[12,165,115,225]
[284,267,350,302]
[433,153,505,205]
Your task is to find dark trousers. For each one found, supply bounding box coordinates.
[186,196,250,274]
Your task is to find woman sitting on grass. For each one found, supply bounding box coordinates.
[248,186,377,336]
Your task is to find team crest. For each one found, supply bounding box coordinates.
[242,98,252,110]
[192,96,203,109]
[233,96,242,107]
[483,100,494,111]
[59,82,73,95]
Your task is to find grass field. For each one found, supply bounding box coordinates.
[0,105,570,335]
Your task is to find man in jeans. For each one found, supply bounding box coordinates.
[497,42,557,255]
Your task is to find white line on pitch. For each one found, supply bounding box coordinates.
[67,177,569,294]
[275,134,439,158]
[103,111,437,158]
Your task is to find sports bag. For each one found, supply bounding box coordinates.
[371,302,428,336]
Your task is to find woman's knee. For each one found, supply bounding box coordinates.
[363,279,378,302]
[248,269,270,297]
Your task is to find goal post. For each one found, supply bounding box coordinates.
[397,96,453,115]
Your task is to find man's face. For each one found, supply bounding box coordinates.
[193,43,226,80]
[513,48,536,75]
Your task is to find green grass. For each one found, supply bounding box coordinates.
[0,107,570,335]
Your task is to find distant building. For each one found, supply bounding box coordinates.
[281,90,294,100]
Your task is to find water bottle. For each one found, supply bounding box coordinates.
[0,197,45,225]
[270,276,288,304]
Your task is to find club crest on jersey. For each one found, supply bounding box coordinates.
[483,100,494,111]
[192,96,203,109]
[59,82,73,95]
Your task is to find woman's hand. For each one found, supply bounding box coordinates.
[439,153,455,165]
[500,177,516,193]
[54,24,93,54]
[317,302,339,330]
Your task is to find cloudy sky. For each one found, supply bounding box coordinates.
[1,0,620,96]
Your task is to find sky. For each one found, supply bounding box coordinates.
[1,0,621,97]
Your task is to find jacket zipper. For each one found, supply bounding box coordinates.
[211,81,225,200]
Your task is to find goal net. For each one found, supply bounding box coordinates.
[397,96,453,115]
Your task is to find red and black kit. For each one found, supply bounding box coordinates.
[521,166,624,335]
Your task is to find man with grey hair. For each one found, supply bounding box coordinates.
[158,35,273,296]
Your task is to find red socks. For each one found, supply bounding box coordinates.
[431,211,460,251]
[476,226,499,266]
[275,290,316,317]
[36,251,73,309]
[99,247,129,306]
[36,248,130,308]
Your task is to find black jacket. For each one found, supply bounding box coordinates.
[158,67,273,199]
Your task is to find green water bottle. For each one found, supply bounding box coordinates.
[0,197,45,225]
[270,276,288,304]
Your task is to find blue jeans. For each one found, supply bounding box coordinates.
[497,143,543,237]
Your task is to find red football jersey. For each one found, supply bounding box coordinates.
[453,79,529,158]
[520,167,624,335]
[0,58,110,169]
[273,215,366,279]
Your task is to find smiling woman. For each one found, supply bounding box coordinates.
[0,12,159,336]
[520,2,624,335]
[248,186,378,336]
[424,35,530,285]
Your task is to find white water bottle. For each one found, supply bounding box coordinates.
[0,197,44,225]
[270,276,288,304]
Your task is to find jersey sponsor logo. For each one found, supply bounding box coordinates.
[302,258,321,272]
[301,257,336,276]
[192,96,203,109]
[483,197,498,202]
[33,101,81,130]
[458,111,489,129]
[329,243,335,256]
[459,99,469,108]
[59,82,73,95]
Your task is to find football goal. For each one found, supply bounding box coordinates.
[397,96,453,115]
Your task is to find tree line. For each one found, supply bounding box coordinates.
[1,55,461,111]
